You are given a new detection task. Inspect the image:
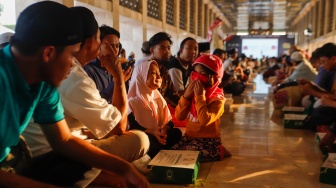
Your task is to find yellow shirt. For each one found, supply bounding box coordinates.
[175,95,225,138]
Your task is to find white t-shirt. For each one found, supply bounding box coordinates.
[23,59,122,157]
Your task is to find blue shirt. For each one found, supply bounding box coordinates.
[0,45,64,162]
[84,59,114,103]
[314,67,336,92]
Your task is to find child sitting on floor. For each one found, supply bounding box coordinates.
[128,60,182,159]
[172,54,231,161]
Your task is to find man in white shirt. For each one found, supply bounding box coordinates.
[223,48,238,72]
[285,51,317,82]
[23,6,149,187]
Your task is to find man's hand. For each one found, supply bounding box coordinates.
[123,163,150,188]
[99,41,123,78]
[298,81,314,95]
[123,66,133,81]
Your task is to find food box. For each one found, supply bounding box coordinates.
[147,150,200,184]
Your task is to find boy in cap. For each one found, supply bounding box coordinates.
[0,2,149,188]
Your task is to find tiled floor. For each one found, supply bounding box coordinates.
[151,74,335,188]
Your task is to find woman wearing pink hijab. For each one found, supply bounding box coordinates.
[127,60,182,159]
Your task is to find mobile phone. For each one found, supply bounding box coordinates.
[127,60,135,68]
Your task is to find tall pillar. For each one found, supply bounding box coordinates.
[62,0,74,7]
[161,0,167,32]
[142,0,148,41]
[112,0,120,31]
[200,0,204,38]
[186,0,190,33]
[194,0,198,38]
[174,0,180,38]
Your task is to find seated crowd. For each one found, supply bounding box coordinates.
[0,1,233,187]
[265,43,336,155]
[3,2,336,188]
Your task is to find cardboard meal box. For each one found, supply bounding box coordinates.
[320,153,336,185]
[281,106,305,115]
[283,114,307,129]
[147,150,200,184]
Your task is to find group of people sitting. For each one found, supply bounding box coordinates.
[267,43,336,154]
[0,2,232,187]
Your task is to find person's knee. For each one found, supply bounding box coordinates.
[126,130,150,152]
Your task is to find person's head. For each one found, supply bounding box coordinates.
[283,55,293,66]
[191,54,223,88]
[319,43,336,71]
[129,51,135,59]
[11,1,83,87]
[240,53,247,62]
[177,37,198,63]
[212,48,226,62]
[146,61,162,90]
[99,25,121,57]
[71,6,99,63]
[310,47,321,69]
[149,32,172,61]
[198,42,210,55]
[141,41,150,55]
[120,48,126,58]
[228,48,238,59]
[0,32,14,49]
[290,51,304,65]
[289,45,302,55]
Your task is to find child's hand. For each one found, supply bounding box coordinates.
[145,127,167,145]
[194,80,205,96]
[183,80,196,100]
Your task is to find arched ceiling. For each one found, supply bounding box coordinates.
[212,0,311,34]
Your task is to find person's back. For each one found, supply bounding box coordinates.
[286,52,317,82]
[172,54,231,161]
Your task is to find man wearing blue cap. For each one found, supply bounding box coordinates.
[0,1,149,188]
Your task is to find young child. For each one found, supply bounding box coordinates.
[172,54,231,161]
[128,60,182,158]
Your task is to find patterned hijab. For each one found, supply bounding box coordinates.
[190,54,225,118]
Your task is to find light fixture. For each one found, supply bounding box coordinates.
[303,27,313,36]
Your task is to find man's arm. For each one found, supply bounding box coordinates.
[99,41,128,135]
[0,171,58,188]
[41,119,149,188]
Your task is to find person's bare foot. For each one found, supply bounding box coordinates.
[319,130,336,153]
[219,145,232,159]
[316,125,329,133]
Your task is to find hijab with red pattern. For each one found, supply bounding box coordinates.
[190,54,225,118]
